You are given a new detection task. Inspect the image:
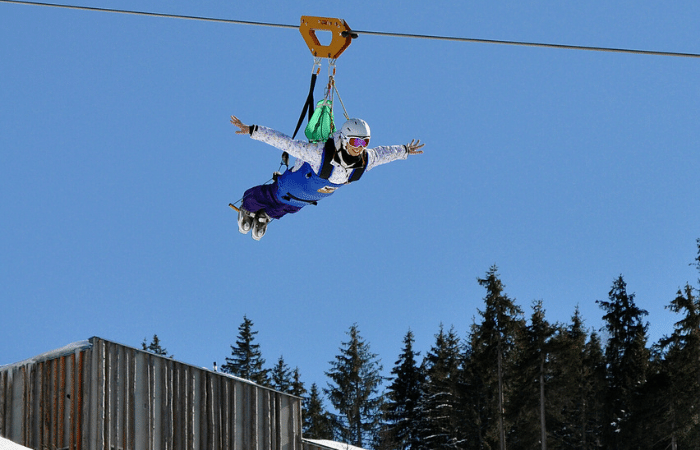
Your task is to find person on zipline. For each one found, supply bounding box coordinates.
[230,115,425,240]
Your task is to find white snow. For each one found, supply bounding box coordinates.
[0,340,91,370]
[304,439,367,450]
[0,436,32,450]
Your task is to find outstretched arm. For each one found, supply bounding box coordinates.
[230,115,251,135]
[229,115,325,168]
[366,139,425,170]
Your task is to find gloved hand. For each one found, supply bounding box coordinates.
[404,139,425,155]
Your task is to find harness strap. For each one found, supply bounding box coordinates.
[282,192,318,206]
[318,139,367,182]
[348,161,366,182]
[292,72,318,140]
[318,139,336,179]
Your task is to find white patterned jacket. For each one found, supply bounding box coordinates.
[249,125,410,185]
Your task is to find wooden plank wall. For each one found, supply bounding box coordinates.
[0,337,302,450]
[0,347,89,450]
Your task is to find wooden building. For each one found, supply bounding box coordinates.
[0,337,352,450]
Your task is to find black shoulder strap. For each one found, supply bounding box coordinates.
[319,139,336,180]
[348,156,367,182]
[319,141,367,183]
[292,73,317,140]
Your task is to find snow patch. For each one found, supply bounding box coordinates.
[0,436,32,450]
[0,340,91,370]
[304,439,367,450]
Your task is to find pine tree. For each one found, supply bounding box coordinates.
[271,355,293,393]
[416,325,463,450]
[221,315,269,385]
[548,308,605,449]
[304,383,335,440]
[597,275,650,450]
[509,300,555,450]
[461,325,489,449]
[142,334,171,357]
[383,329,424,450]
[290,367,306,398]
[325,324,385,449]
[653,241,700,449]
[470,266,525,450]
[580,331,606,448]
[663,284,700,449]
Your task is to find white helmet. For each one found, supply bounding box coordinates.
[339,118,370,146]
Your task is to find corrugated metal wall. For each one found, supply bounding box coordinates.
[0,337,302,450]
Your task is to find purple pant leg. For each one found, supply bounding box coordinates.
[241,183,302,220]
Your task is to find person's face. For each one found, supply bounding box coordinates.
[346,137,369,156]
[346,143,364,156]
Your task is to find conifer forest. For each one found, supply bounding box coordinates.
[145,239,700,450]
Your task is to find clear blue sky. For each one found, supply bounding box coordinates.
[2,0,699,392]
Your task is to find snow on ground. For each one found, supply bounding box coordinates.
[0,436,32,450]
[305,439,367,450]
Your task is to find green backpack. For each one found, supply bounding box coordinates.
[304,99,335,143]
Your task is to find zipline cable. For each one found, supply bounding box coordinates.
[2,0,700,59]
[0,0,298,30]
[349,28,700,59]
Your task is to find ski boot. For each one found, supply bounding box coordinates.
[251,211,271,241]
[237,207,255,234]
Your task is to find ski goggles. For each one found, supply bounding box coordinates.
[348,137,370,148]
